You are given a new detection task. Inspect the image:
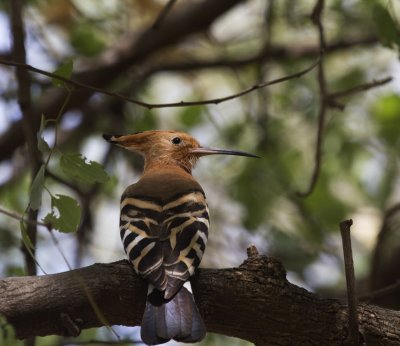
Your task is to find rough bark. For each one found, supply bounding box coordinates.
[1,250,399,345]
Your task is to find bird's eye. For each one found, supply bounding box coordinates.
[171,137,182,145]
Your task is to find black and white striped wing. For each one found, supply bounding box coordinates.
[119,190,209,299]
[119,196,168,291]
[162,191,210,299]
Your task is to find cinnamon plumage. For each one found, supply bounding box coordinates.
[104,130,258,345]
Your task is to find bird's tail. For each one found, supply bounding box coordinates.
[140,284,206,345]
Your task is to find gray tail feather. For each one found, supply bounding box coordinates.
[140,286,206,345]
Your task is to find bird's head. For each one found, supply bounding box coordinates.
[103,130,258,173]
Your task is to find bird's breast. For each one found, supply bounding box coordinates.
[121,168,205,204]
[120,169,208,234]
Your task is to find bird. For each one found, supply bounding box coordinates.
[103,130,258,345]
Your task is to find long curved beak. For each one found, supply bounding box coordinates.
[191,147,260,158]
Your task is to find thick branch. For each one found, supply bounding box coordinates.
[1,255,399,345]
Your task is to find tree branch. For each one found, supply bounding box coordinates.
[10,0,41,285]
[0,56,320,110]
[1,253,400,344]
[296,0,328,198]
[0,34,379,163]
[0,206,49,228]
[330,77,392,100]
[0,0,244,162]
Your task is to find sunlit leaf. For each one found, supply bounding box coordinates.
[37,114,50,153]
[60,153,109,184]
[43,194,81,233]
[52,60,74,88]
[29,165,45,211]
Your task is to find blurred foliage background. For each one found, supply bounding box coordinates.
[0,0,400,345]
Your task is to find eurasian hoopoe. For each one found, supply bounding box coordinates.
[103,130,258,345]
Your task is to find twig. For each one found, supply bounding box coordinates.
[49,231,73,271]
[359,279,400,302]
[0,206,49,228]
[330,77,392,99]
[124,36,378,75]
[296,2,390,199]
[339,219,360,345]
[0,56,320,109]
[296,0,327,198]
[152,0,177,29]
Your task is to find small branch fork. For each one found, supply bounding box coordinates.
[295,0,328,198]
[296,0,392,198]
[339,219,360,345]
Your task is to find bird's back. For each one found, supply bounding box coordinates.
[120,167,209,297]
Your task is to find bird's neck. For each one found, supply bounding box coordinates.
[143,162,193,176]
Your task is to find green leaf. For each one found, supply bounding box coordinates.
[37,114,50,153]
[372,3,400,50]
[179,107,204,127]
[52,60,74,88]
[60,153,109,184]
[30,164,45,211]
[0,314,19,346]
[128,109,158,132]
[71,25,105,56]
[371,94,400,144]
[44,194,81,233]
[331,68,365,92]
